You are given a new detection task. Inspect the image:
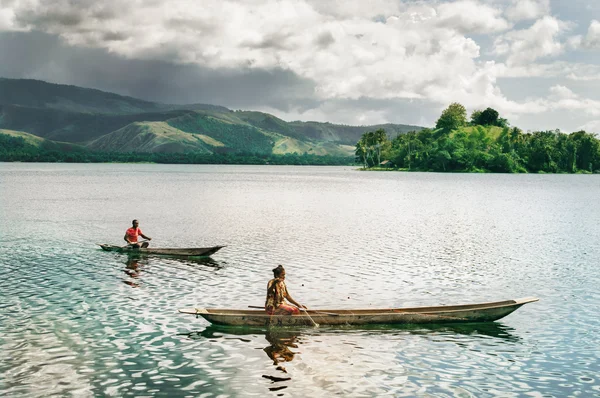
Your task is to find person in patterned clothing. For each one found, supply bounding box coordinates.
[265,265,306,315]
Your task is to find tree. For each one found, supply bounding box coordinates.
[373,128,388,166]
[473,107,499,126]
[435,102,467,132]
[470,110,482,125]
[355,138,368,169]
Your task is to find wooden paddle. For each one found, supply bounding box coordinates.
[123,239,149,248]
[301,308,319,327]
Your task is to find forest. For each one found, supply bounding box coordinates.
[0,134,353,165]
[355,103,600,173]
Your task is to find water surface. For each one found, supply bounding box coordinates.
[1,164,598,396]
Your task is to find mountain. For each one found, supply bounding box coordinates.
[0,78,423,157]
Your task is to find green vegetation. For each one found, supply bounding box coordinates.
[0,133,352,165]
[356,103,600,173]
[1,78,421,163]
[435,102,467,133]
[166,113,274,154]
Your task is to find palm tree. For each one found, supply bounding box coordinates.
[355,138,368,169]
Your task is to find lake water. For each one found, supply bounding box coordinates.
[1,163,599,397]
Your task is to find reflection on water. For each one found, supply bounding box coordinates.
[123,256,143,287]
[350,321,522,342]
[182,322,522,395]
[177,256,225,268]
[2,164,599,397]
[120,254,225,287]
[264,329,299,368]
[262,331,297,391]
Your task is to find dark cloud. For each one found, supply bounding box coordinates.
[0,30,441,127]
[244,31,296,50]
[0,31,318,112]
[15,9,84,28]
[102,31,127,41]
[315,31,335,48]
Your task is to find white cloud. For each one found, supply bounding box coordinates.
[493,61,600,81]
[3,0,509,106]
[493,16,568,65]
[578,120,600,133]
[549,85,577,99]
[505,0,550,22]
[436,0,510,33]
[0,0,597,132]
[582,20,600,49]
[544,85,600,116]
[0,5,24,31]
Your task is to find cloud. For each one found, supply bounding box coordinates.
[493,60,600,81]
[0,0,598,133]
[549,85,578,100]
[493,16,569,65]
[0,31,318,111]
[436,0,510,33]
[505,0,550,22]
[0,0,512,106]
[545,85,600,116]
[0,2,24,31]
[581,19,600,49]
[578,120,600,133]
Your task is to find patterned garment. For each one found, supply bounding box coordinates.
[265,278,291,314]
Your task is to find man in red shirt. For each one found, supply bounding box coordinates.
[124,219,152,248]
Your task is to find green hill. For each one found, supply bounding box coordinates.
[87,121,222,153]
[0,78,423,159]
[0,104,190,143]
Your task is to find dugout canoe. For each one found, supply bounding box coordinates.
[179,297,538,327]
[98,244,225,257]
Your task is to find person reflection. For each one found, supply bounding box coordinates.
[123,256,143,287]
[263,330,299,374]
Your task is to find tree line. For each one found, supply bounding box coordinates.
[356,103,600,173]
[0,134,353,165]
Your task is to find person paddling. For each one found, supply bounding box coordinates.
[265,265,307,315]
[124,219,152,248]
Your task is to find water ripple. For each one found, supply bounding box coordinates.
[1,165,599,397]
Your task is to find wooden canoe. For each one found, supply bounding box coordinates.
[98,244,225,257]
[179,297,538,327]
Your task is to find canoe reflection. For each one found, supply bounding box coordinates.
[183,322,520,393]
[353,321,521,342]
[185,321,519,343]
[121,255,225,287]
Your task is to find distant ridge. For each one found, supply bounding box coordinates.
[0,77,423,156]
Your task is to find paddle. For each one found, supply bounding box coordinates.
[301,308,319,327]
[123,239,149,248]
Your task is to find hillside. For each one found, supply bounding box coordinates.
[0,78,165,114]
[0,78,423,158]
[0,128,89,153]
[87,122,221,153]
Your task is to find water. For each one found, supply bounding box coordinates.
[0,163,599,397]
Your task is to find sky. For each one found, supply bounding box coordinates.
[0,0,599,133]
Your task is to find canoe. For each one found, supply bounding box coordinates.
[179,297,538,327]
[98,244,225,257]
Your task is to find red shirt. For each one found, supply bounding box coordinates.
[125,227,143,243]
